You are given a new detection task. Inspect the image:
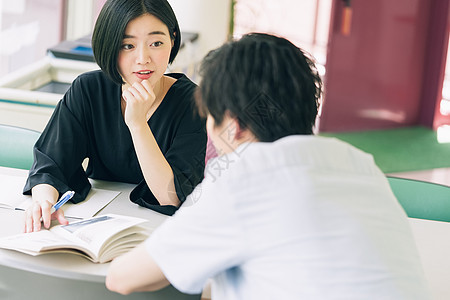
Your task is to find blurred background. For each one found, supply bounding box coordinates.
[1,0,450,174]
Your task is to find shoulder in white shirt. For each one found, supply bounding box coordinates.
[146,135,432,300]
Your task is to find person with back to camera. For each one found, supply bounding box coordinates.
[23,0,207,233]
[105,33,431,299]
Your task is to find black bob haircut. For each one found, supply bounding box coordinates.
[92,0,181,85]
[196,33,322,143]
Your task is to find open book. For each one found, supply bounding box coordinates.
[0,214,150,263]
[0,173,121,219]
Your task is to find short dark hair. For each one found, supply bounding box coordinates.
[92,0,181,85]
[196,33,322,142]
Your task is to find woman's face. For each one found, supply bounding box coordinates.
[118,13,173,87]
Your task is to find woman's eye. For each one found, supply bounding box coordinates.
[121,44,134,50]
[151,41,163,47]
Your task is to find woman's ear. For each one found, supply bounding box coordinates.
[171,32,176,48]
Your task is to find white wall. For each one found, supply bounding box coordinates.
[0,0,63,78]
[233,0,332,66]
[168,0,231,63]
[65,0,94,41]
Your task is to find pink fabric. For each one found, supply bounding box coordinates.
[205,135,218,165]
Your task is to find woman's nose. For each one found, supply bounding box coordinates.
[136,46,151,64]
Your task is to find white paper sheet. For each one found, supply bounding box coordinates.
[0,173,121,219]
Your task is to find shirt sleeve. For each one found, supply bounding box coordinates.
[23,76,91,203]
[129,130,206,216]
[144,182,245,294]
[167,109,207,202]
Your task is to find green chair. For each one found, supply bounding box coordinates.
[387,176,450,222]
[0,124,40,170]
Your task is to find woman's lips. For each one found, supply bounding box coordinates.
[134,70,153,80]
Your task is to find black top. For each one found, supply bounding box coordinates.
[24,70,207,216]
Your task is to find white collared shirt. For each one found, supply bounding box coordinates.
[146,135,431,300]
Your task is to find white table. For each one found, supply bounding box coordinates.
[409,217,450,300]
[0,167,200,300]
[2,167,450,299]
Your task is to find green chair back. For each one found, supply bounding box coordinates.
[387,176,450,222]
[0,124,40,170]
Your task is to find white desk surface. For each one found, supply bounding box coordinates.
[0,166,168,282]
[0,167,204,300]
[408,217,450,300]
[2,167,450,299]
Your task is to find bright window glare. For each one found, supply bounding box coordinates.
[440,99,450,116]
[437,125,450,143]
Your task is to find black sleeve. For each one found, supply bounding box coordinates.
[23,76,91,202]
[167,108,207,202]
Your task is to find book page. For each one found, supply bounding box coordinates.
[0,214,149,263]
[51,214,149,258]
[99,231,149,263]
[0,230,83,256]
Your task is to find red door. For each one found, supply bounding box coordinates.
[319,0,450,133]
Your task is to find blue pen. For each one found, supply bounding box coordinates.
[50,191,75,214]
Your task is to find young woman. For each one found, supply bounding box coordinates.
[23,0,207,232]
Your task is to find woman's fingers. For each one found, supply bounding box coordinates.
[24,199,57,233]
[122,80,157,127]
[40,200,53,229]
[54,209,69,226]
[141,80,156,100]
